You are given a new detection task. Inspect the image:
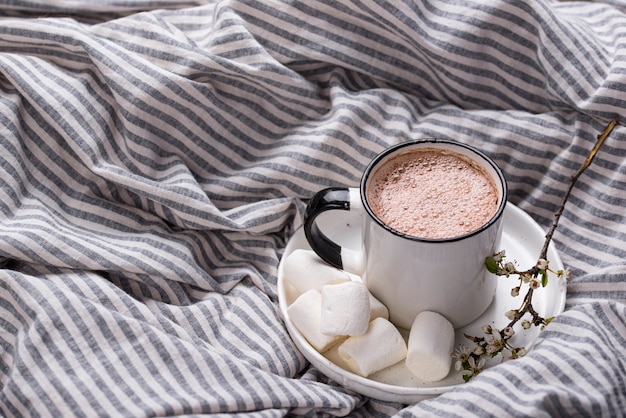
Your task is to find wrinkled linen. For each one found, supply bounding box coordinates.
[1,0,625,416]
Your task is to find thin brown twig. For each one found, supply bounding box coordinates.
[512,116,620,326]
[539,116,619,259]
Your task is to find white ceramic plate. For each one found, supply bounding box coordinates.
[277,202,567,404]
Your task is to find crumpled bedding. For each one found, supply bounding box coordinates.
[1,0,625,416]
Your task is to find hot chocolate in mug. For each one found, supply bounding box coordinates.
[304,139,508,329]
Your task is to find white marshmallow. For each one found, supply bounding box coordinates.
[287,289,341,352]
[405,311,455,382]
[283,249,350,295]
[368,292,389,321]
[338,317,408,377]
[320,281,370,336]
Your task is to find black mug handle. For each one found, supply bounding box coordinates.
[303,187,351,270]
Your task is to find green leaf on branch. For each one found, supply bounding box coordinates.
[485,256,498,274]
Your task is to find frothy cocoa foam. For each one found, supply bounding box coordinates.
[366,148,498,239]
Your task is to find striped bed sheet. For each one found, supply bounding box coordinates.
[1,0,625,416]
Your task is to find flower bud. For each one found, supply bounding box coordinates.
[486,344,499,355]
[505,309,518,321]
[503,326,515,337]
[565,269,573,282]
[492,250,505,262]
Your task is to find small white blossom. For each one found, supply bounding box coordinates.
[503,326,515,338]
[462,356,486,378]
[492,250,506,262]
[453,345,471,371]
[508,348,520,359]
[503,262,516,276]
[486,331,504,355]
[521,320,531,330]
[560,268,573,282]
[530,279,540,290]
[536,259,548,270]
[473,345,485,356]
[511,286,520,297]
[505,309,518,321]
[482,325,493,334]
[486,342,499,355]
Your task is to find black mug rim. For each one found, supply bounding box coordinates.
[360,138,508,243]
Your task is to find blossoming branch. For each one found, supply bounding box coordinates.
[455,116,619,382]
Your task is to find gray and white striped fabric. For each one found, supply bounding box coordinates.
[1,0,625,416]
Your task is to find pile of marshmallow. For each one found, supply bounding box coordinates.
[283,249,456,382]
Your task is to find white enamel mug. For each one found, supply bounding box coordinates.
[304,139,507,329]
